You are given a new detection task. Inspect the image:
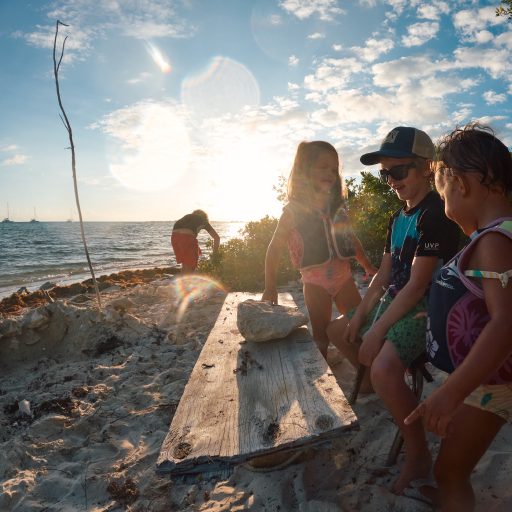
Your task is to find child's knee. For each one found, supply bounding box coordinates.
[326,317,346,343]
[370,350,402,387]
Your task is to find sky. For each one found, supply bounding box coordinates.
[0,0,511,222]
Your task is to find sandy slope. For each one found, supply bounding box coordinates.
[0,273,511,511]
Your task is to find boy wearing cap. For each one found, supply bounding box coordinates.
[327,127,460,494]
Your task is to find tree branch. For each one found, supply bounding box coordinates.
[53,20,102,309]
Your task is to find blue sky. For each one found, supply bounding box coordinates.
[0,0,511,222]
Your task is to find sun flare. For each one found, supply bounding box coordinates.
[146,42,172,73]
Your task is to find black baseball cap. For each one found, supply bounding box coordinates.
[360,126,435,165]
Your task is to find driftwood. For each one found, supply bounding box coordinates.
[52,20,102,309]
[157,292,358,476]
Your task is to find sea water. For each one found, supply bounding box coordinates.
[0,221,246,298]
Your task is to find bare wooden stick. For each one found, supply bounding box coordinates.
[52,20,102,309]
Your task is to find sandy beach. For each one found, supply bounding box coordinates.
[1,270,511,511]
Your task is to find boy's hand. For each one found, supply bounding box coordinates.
[344,315,363,345]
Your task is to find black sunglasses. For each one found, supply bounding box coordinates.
[379,162,416,183]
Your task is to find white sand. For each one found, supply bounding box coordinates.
[0,274,511,511]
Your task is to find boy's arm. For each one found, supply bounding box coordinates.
[261,210,293,305]
[346,253,391,344]
[205,224,220,252]
[358,255,438,365]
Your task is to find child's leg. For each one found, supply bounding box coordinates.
[371,341,431,493]
[434,404,504,512]
[333,278,361,314]
[327,316,373,393]
[303,282,333,359]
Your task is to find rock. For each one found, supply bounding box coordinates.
[0,319,21,339]
[236,299,308,342]
[21,308,50,330]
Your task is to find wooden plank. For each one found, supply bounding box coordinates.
[157,292,358,475]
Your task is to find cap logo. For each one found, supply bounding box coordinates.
[383,129,399,144]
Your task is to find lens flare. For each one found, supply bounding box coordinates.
[146,42,171,73]
[104,101,191,192]
[172,274,225,323]
[181,56,260,118]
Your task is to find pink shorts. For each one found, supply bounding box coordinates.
[300,258,352,297]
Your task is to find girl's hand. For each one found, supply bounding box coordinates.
[358,327,384,366]
[261,288,278,305]
[404,387,461,438]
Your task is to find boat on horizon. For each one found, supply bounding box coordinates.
[1,203,14,223]
[29,207,40,223]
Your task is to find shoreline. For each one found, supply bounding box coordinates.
[0,265,181,317]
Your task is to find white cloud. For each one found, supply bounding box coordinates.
[308,32,325,39]
[371,55,451,88]
[0,144,18,152]
[332,43,343,51]
[288,55,299,67]
[385,0,422,16]
[453,5,507,43]
[451,106,473,124]
[320,86,446,127]
[127,72,152,85]
[475,115,506,125]
[454,46,512,80]
[483,90,507,105]
[304,58,364,93]
[92,100,191,192]
[402,21,439,47]
[351,37,394,62]
[15,0,194,61]
[1,154,28,166]
[475,30,494,44]
[279,0,345,21]
[494,31,512,50]
[417,1,450,20]
[288,82,300,91]
[269,14,282,25]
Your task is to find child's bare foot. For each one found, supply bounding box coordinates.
[392,450,431,495]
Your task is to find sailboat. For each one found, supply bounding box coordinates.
[29,208,39,223]
[1,203,13,223]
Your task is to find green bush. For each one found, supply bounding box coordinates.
[346,171,402,265]
[198,215,298,291]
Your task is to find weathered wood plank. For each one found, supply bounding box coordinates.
[157,292,358,475]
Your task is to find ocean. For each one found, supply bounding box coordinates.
[0,221,246,298]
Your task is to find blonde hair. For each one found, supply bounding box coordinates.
[287,141,343,216]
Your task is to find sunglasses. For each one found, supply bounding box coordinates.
[379,162,416,183]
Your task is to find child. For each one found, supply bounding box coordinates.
[171,209,220,273]
[405,123,512,511]
[327,126,460,493]
[262,140,377,359]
